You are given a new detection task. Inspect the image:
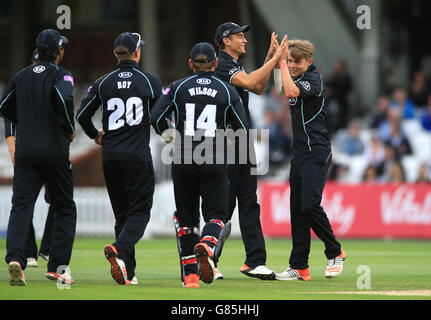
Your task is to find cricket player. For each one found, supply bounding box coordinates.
[0,29,77,286]
[151,42,248,288]
[274,36,346,281]
[214,22,285,280]
[77,32,162,285]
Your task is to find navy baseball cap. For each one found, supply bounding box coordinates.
[35,29,69,57]
[215,22,250,45]
[114,32,146,54]
[190,42,216,63]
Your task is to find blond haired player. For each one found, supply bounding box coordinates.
[274,36,346,281]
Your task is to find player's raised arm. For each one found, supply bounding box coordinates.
[264,32,280,64]
[231,34,285,96]
[279,35,321,99]
[215,24,283,96]
[279,35,300,98]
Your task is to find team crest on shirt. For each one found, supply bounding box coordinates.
[290,98,298,106]
[299,81,311,91]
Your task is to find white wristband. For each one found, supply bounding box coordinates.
[273,69,285,96]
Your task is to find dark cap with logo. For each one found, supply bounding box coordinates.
[35,29,69,57]
[215,22,250,45]
[114,32,146,54]
[190,42,216,63]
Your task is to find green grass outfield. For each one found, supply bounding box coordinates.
[0,238,430,300]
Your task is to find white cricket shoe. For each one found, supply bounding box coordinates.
[213,267,224,280]
[46,271,74,285]
[276,267,311,281]
[27,258,38,267]
[240,264,276,280]
[325,249,346,279]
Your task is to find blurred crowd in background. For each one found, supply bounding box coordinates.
[261,60,431,184]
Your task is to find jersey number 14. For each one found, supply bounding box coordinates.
[185,103,217,137]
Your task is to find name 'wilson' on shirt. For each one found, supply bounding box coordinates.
[188,87,218,98]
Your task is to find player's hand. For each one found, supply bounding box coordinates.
[272,33,283,68]
[275,35,289,65]
[9,151,15,165]
[274,35,288,62]
[280,35,289,60]
[265,32,279,63]
[161,128,176,144]
[94,128,104,145]
[6,136,15,165]
[69,131,76,142]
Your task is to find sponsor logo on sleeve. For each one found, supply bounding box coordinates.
[229,67,239,75]
[299,81,311,91]
[64,75,74,86]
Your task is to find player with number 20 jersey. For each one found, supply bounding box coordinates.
[77,32,162,285]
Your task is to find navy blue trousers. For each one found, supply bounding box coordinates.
[103,159,154,281]
[289,149,341,270]
[6,162,76,272]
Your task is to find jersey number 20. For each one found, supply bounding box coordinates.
[107,97,143,131]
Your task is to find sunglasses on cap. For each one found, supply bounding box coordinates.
[131,33,142,52]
